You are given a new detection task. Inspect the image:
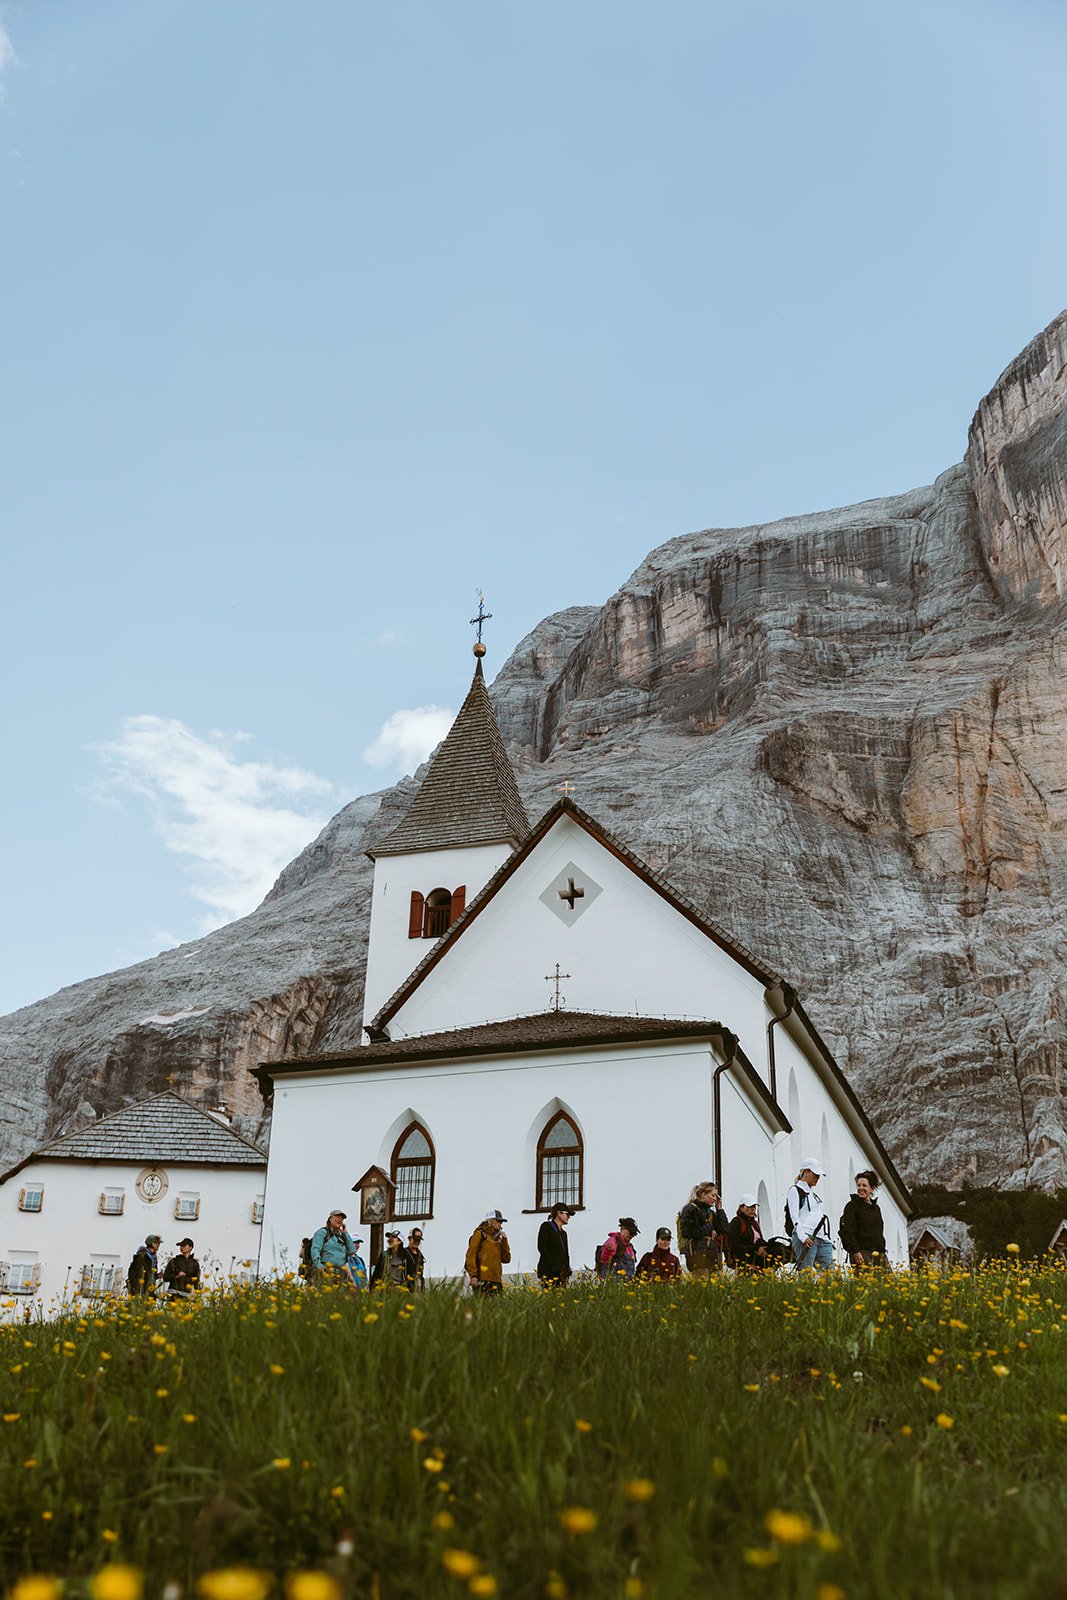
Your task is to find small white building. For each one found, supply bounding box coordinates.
[255,649,912,1279]
[0,1092,266,1318]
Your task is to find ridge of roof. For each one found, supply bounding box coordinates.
[0,1092,267,1185]
[367,797,779,1037]
[369,661,530,858]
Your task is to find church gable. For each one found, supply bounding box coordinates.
[379,806,774,1061]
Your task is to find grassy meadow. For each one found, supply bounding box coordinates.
[2,1263,1067,1600]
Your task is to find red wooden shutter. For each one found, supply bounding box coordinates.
[408,891,425,939]
[450,886,466,926]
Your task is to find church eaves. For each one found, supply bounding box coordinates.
[369,661,530,858]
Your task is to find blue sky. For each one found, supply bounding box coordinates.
[2,0,1065,1015]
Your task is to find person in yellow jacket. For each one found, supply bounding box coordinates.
[465,1209,511,1294]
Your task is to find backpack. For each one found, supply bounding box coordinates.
[298,1237,315,1280]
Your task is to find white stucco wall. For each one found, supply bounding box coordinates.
[362,841,514,1032]
[260,1038,795,1282]
[0,1159,266,1321]
[385,817,771,1066]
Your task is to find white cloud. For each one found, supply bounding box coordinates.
[362,706,454,774]
[97,716,335,927]
[0,24,16,97]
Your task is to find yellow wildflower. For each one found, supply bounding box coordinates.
[742,1548,779,1567]
[574,1418,593,1433]
[764,1508,812,1544]
[559,1507,598,1535]
[3,1412,20,1422]
[423,1457,444,1473]
[270,1365,285,1376]
[1006,1244,1020,1255]
[469,1579,497,1598]
[152,1444,168,1455]
[919,1377,941,1392]
[329,1485,345,1499]
[935,1413,954,1429]
[90,1566,144,1600]
[432,1511,455,1530]
[285,1575,341,1600]
[817,1586,847,1600]
[101,1531,120,1544]
[410,1427,428,1442]
[197,1570,272,1600]
[273,1458,292,1470]
[992,1365,1010,1377]
[624,1582,645,1599]
[363,1313,379,1325]
[441,1549,480,1579]
[623,1478,656,1502]
[12,1579,61,1600]
[815,1529,842,1553]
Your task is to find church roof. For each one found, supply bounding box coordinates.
[253,1011,785,1129]
[369,661,530,858]
[0,1093,267,1184]
[367,796,778,1037]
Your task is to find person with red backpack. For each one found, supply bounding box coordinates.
[596,1217,639,1280]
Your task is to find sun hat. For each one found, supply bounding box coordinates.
[737,1194,758,1208]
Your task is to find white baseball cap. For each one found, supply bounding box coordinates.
[801,1159,825,1178]
[738,1193,758,1207]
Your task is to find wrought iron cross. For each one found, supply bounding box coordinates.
[470,590,492,645]
[557,780,576,797]
[558,876,584,911]
[545,963,571,1011]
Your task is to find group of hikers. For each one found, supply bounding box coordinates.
[126,1235,202,1297]
[304,1161,889,1294]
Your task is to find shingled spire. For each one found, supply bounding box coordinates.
[370,660,530,858]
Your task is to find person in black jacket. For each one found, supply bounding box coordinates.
[727,1195,768,1269]
[162,1238,201,1297]
[838,1171,887,1268]
[536,1204,572,1285]
[127,1235,161,1297]
[680,1183,729,1275]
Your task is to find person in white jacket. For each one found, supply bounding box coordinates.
[785,1161,833,1270]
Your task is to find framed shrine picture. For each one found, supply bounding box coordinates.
[362,1182,388,1225]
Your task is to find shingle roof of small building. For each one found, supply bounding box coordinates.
[1,1093,266,1181]
[369,660,530,857]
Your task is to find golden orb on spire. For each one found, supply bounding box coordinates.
[473,641,486,658]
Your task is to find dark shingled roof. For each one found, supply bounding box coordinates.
[0,1093,266,1183]
[369,661,530,857]
[252,1011,789,1136]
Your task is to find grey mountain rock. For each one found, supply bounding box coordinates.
[2,310,1065,1189]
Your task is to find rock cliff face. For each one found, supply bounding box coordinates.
[2,311,1065,1188]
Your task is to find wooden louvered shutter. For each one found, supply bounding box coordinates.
[408,891,425,939]
[449,886,466,926]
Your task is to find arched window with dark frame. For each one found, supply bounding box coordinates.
[536,1111,583,1210]
[408,886,467,939]
[391,1122,435,1219]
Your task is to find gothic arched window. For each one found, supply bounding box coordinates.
[391,1122,435,1219]
[536,1112,583,1210]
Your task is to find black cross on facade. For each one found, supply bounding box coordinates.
[558,876,584,911]
[469,591,492,645]
[545,963,571,1011]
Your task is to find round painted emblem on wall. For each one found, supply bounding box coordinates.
[136,1167,168,1203]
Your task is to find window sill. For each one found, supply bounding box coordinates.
[522,1206,586,1214]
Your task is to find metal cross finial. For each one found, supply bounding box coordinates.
[545,962,571,1011]
[470,590,492,645]
[166,1072,178,1089]
[557,780,576,797]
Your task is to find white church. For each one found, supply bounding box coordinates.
[255,645,911,1277]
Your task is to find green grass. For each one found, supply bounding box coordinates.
[2,1263,1067,1599]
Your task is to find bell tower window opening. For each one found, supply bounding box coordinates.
[424,889,452,939]
[537,1112,583,1210]
[409,886,467,939]
[391,1122,435,1219]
